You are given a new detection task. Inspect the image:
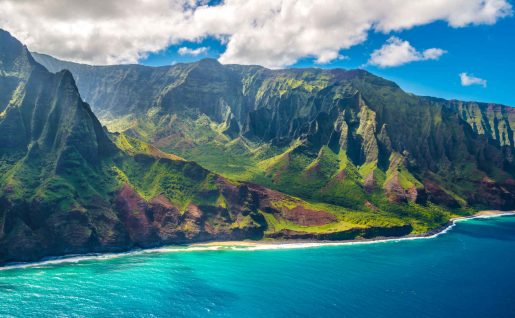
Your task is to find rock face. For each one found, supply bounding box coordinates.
[3,30,424,265]
[32,51,515,212]
[0,29,512,264]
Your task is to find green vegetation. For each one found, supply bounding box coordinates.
[0,29,513,264]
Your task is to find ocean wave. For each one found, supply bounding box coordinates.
[0,246,224,271]
[1,212,514,271]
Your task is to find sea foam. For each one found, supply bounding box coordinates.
[1,212,514,271]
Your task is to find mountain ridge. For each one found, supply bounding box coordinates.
[0,28,513,264]
[32,51,515,148]
[33,52,513,108]
[1,30,430,265]
[31,51,515,212]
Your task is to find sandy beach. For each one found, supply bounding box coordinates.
[192,210,515,248]
[1,210,514,271]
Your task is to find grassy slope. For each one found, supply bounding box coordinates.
[3,30,493,266]
[112,134,430,234]
[30,53,513,236]
[101,109,470,235]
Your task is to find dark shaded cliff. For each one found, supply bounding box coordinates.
[33,52,515,212]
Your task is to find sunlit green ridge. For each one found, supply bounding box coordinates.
[0,29,444,265]
[0,28,513,264]
[32,51,515,213]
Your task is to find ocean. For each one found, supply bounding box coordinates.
[1,215,515,318]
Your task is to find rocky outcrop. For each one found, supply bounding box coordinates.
[267,224,413,240]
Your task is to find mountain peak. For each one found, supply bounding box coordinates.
[0,29,116,164]
[0,28,19,46]
[195,57,223,67]
[0,28,38,75]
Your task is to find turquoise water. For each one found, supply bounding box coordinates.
[1,216,515,318]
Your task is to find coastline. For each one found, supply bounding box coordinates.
[192,210,515,248]
[1,210,514,271]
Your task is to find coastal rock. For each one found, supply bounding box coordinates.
[267,224,413,240]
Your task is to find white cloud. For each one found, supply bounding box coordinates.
[460,72,487,87]
[315,53,348,65]
[0,0,511,68]
[178,46,208,56]
[422,48,447,60]
[368,37,446,68]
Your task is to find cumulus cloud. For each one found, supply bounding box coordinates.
[460,73,487,87]
[0,0,511,67]
[178,46,208,56]
[315,53,348,65]
[368,37,446,68]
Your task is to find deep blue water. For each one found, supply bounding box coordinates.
[1,215,515,318]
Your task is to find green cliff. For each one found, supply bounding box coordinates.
[1,31,424,264]
[33,52,515,213]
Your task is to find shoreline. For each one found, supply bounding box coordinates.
[192,210,515,248]
[1,210,514,271]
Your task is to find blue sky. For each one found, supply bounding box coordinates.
[2,0,513,106]
[141,10,515,106]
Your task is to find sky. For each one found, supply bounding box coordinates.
[0,0,514,106]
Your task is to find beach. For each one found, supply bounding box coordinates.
[192,210,515,249]
[2,212,515,317]
[1,210,513,271]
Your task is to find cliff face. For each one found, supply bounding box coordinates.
[33,53,515,212]
[0,30,117,192]
[2,29,512,264]
[448,99,514,147]
[34,53,515,148]
[2,31,421,265]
